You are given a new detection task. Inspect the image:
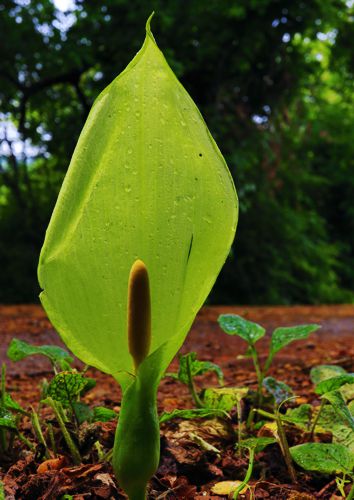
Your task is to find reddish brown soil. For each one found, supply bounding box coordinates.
[0,304,354,499]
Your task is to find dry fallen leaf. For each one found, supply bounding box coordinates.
[211,480,247,496]
[37,455,66,474]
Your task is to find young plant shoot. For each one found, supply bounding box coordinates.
[37,15,238,500]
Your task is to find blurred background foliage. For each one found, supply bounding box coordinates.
[0,0,353,304]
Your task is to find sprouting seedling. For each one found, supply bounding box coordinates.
[37,14,238,500]
[218,315,320,410]
[166,351,224,407]
[0,364,32,457]
[255,394,298,483]
[232,437,276,499]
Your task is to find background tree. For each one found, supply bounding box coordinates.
[0,0,353,304]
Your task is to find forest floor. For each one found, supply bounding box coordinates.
[0,304,354,499]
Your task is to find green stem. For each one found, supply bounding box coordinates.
[31,407,50,458]
[186,355,204,408]
[112,376,160,500]
[263,353,273,377]
[248,346,264,425]
[18,432,35,450]
[236,400,242,457]
[347,480,354,500]
[309,399,325,439]
[275,410,297,483]
[47,423,57,456]
[46,397,81,465]
[233,447,255,499]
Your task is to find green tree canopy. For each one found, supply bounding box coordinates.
[0,0,353,304]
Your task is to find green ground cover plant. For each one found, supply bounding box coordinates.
[1,316,354,498]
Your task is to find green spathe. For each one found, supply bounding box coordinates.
[38,14,238,499]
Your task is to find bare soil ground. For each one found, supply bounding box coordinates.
[0,304,354,499]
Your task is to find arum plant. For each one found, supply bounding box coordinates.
[37,15,238,500]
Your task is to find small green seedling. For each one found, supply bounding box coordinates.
[256,388,298,483]
[290,442,354,499]
[0,364,32,458]
[7,340,117,463]
[166,352,224,407]
[218,315,320,408]
[233,437,276,499]
[37,15,237,499]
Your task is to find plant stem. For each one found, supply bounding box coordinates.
[46,397,81,465]
[275,410,297,483]
[18,432,34,450]
[47,423,57,456]
[309,399,325,439]
[248,346,264,426]
[112,376,160,500]
[31,407,50,458]
[186,355,204,408]
[347,481,354,500]
[236,400,242,457]
[233,447,255,499]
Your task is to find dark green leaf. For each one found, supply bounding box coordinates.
[270,324,320,357]
[47,372,88,406]
[159,408,228,424]
[263,376,293,405]
[290,443,354,474]
[177,352,224,385]
[218,315,265,345]
[0,407,17,430]
[92,406,118,422]
[7,339,73,366]
[315,375,354,395]
[322,390,354,431]
[203,387,248,411]
[72,401,93,425]
[310,365,347,385]
[239,437,276,453]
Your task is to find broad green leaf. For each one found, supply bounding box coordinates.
[38,18,238,387]
[203,387,248,411]
[7,338,73,366]
[290,443,354,474]
[0,407,17,430]
[177,352,224,385]
[47,372,88,406]
[315,375,354,395]
[284,404,312,430]
[262,376,293,405]
[217,315,265,345]
[269,324,320,357]
[238,437,276,453]
[322,390,354,431]
[93,406,118,422]
[159,408,228,424]
[310,364,347,385]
